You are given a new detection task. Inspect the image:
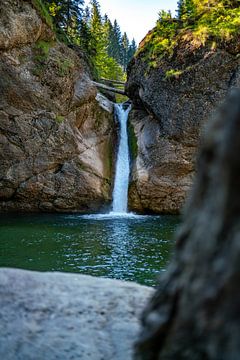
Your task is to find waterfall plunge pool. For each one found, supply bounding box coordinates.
[0,213,180,286]
[0,104,180,286]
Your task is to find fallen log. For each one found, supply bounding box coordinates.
[93,81,126,96]
[100,78,126,85]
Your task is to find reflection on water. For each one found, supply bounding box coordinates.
[0,213,180,286]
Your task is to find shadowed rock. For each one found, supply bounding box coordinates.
[134,89,240,359]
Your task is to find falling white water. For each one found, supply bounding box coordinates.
[111,103,131,214]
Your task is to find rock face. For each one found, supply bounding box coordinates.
[0,268,153,360]
[0,0,115,213]
[135,90,240,359]
[126,35,240,214]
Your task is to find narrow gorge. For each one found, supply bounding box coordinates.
[1,0,239,215]
[1,0,240,359]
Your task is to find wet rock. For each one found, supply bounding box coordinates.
[135,89,240,359]
[0,268,153,360]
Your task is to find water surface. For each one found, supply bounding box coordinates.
[0,213,180,286]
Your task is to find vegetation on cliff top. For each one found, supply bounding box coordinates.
[138,0,240,68]
[32,0,137,81]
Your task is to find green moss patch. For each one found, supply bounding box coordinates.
[55,115,65,123]
[56,59,75,77]
[31,0,53,29]
[32,40,53,76]
[128,122,138,160]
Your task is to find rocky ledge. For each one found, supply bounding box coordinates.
[0,268,153,360]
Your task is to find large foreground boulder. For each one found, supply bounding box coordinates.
[135,90,240,359]
[0,268,153,360]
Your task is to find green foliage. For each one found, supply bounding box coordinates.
[33,0,136,93]
[55,115,65,122]
[177,0,196,21]
[81,1,136,82]
[165,69,183,79]
[56,58,74,76]
[44,0,84,39]
[32,0,54,29]
[140,0,240,69]
[137,12,178,63]
[33,40,53,73]
[192,4,240,43]
[115,94,128,103]
[128,122,138,160]
[34,40,52,58]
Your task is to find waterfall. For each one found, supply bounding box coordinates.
[111,103,131,214]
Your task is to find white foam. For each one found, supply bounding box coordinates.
[79,212,146,220]
[111,104,131,214]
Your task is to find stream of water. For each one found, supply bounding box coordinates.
[111,104,131,214]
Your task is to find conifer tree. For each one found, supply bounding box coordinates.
[177,0,196,19]
[127,39,137,64]
[112,20,122,63]
[89,0,103,57]
[121,32,130,71]
[106,20,114,56]
[42,0,137,80]
[45,0,84,37]
[79,17,92,54]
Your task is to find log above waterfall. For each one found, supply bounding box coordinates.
[100,78,126,85]
[93,81,126,96]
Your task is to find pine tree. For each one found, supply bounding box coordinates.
[84,5,91,23]
[127,39,137,64]
[79,18,92,54]
[177,0,196,20]
[120,32,130,71]
[112,20,122,63]
[177,0,184,18]
[41,0,134,81]
[89,0,103,56]
[105,19,116,59]
[45,0,84,37]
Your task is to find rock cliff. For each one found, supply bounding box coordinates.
[135,89,240,359]
[0,0,115,213]
[126,30,240,214]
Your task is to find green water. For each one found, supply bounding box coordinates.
[0,213,180,286]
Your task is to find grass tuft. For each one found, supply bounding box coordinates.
[31,0,53,29]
